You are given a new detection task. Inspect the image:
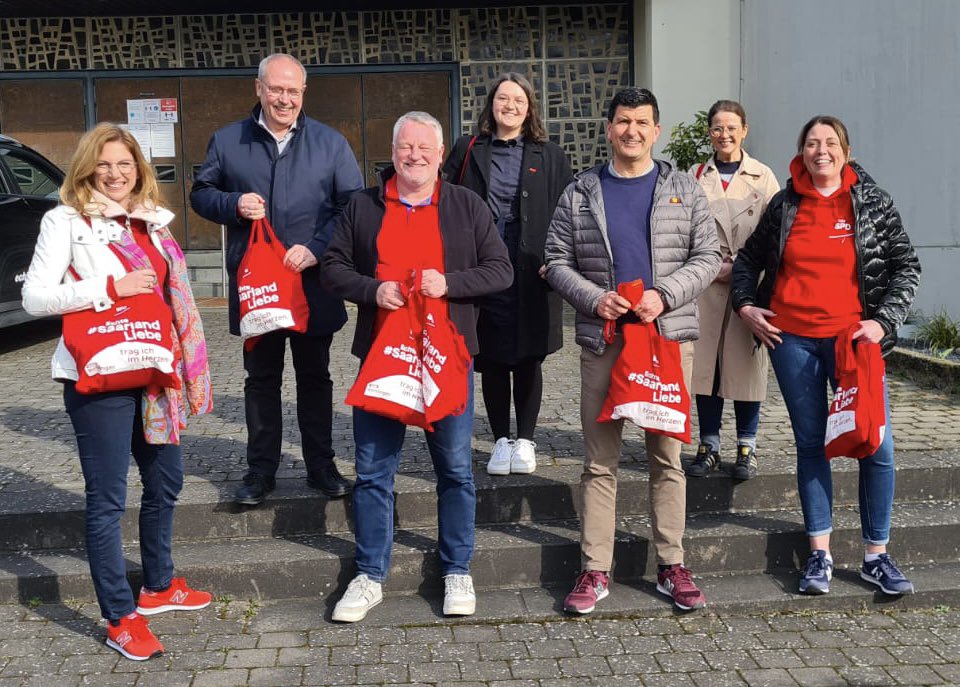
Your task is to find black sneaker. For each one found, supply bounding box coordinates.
[234,473,276,506]
[307,463,352,498]
[685,444,721,477]
[731,445,758,481]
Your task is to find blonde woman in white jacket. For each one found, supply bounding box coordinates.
[685,100,780,481]
[22,123,212,661]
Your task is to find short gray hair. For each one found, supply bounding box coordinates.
[392,111,444,147]
[258,53,307,84]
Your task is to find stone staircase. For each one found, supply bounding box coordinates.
[3,448,960,615]
[185,249,226,299]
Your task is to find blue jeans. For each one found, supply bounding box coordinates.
[768,332,895,544]
[64,383,183,620]
[351,372,476,582]
[695,395,761,439]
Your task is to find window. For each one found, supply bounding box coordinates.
[0,149,60,199]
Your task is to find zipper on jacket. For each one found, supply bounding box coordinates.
[850,184,869,318]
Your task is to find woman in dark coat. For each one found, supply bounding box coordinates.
[442,72,573,475]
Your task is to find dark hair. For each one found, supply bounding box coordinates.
[707,99,747,127]
[477,72,546,143]
[606,87,659,124]
[797,115,851,157]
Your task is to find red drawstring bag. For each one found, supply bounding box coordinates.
[62,252,179,395]
[597,279,691,443]
[237,217,309,350]
[419,292,471,425]
[346,271,471,430]
[825,325,887,459]
[346,272,431,429]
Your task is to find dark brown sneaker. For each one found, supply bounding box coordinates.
[685,444,721,477]
[731,445,758,481]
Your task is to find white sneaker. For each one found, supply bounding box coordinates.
[510,438,537,474]
[443,574,476,616]
[331,574,382,623]
[486,438,514,476]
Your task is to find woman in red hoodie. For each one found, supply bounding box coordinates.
[731,115,920,597]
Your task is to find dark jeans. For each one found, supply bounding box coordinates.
[769,332,895,544]
[243,330,335,478]
[351,371,476,581]
[64,383,183,621]
[695,395,761,440]
[479,358,543,440]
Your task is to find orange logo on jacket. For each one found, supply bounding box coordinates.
[669,197,681,204]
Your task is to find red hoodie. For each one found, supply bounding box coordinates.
[768,156,862,338]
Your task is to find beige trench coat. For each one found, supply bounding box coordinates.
[690,151,780,400]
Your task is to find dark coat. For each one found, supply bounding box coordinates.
[190,105,365,336]
[320,167,513,359]
[442,134,573,361]
[732,162,921,356]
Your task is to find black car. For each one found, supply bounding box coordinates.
[0,135,64,328]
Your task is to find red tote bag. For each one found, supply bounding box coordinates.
[419,292,471,425]
[345,273,432,430]
[62,264,179,395]
[597,278,691,442]
[237,217,309,348]
[825,325,887,459]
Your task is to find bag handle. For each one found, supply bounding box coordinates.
[834,325,859,376]
[457,136,478,185]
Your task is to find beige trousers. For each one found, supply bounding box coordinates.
[579,336,695,570]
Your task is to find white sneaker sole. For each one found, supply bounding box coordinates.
[486,460,510,476]
[443,597,476,616]
[332,596,382,623]
[510,462,536,474]
[136,599,211,616]
[106,638,163,661]
[563,587,608,615]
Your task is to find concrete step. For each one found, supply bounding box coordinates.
[4,452,960,552]
[184,250,224,268]
[189,282,225,298]
[3,501,958,605]
[187,266,225,284]
[244,561,960,629]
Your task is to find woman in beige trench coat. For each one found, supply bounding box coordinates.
[685,100,780,481]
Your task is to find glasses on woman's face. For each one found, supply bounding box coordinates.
[95,161,136,175]
[709,125,742,137]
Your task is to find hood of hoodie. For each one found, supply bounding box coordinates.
[789,154,859,199]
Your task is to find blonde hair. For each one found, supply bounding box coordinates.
[60,123,160,214]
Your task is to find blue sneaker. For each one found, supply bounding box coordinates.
[799,550,833,595]
[861,554,915,595]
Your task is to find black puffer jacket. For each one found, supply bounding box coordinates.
[731,162,920,356]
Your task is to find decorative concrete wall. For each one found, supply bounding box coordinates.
[0,4,632,171]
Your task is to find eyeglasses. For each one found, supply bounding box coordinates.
[394,143,439,155]
[261,83,305,99]
[95,161,136,175]
[494,94,528,108]
[709,126,742,137]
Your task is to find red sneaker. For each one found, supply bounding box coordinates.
[563,570,609,614]
[656,564,707,610]
[136,577,212,616]
[106,612,164,661]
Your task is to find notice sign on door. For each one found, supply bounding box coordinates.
[127,98,178,124]
[160,98,178,123]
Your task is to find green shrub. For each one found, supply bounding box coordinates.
[662,110,711,171]
[916,311,960,358]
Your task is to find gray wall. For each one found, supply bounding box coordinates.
[740,0,960,319]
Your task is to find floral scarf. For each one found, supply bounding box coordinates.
[87,192,213,444]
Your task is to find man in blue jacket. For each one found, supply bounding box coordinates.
[191,53,364,505]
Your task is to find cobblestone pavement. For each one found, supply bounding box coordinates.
[1,597,959,686]
[1,305,958,499]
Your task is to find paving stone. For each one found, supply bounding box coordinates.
[451,624,500,642]
[837,666,897,686]
[224,648,278,669]
[430,641,479,662]
[885,664,947,685]
[800,630,847,648]
[479,641,529,661]
[788,666,845,686]
[354,662,408,684]
[887,645,946,665]
[409,661,460,682]
[257,631,308,648]
[605,652,659,674]
[794,647,850,667]
[301,663,357,685]
[276,646,329,666]
[327,643,381,666]
[191,670,252,687]
[702,648,759,670]
[749,649,805,670]
[739,668,800,687]
[134,671,196,687]
[248,666,304,687]
[524,638,577,658]
[458,659,512,681]
[755,632,808,650]
[510,658,561,679]
[691,672,749,687]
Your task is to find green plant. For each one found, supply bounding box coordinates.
[662,110,711,171]
[916,311,960,358]
[26,596,42,610]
